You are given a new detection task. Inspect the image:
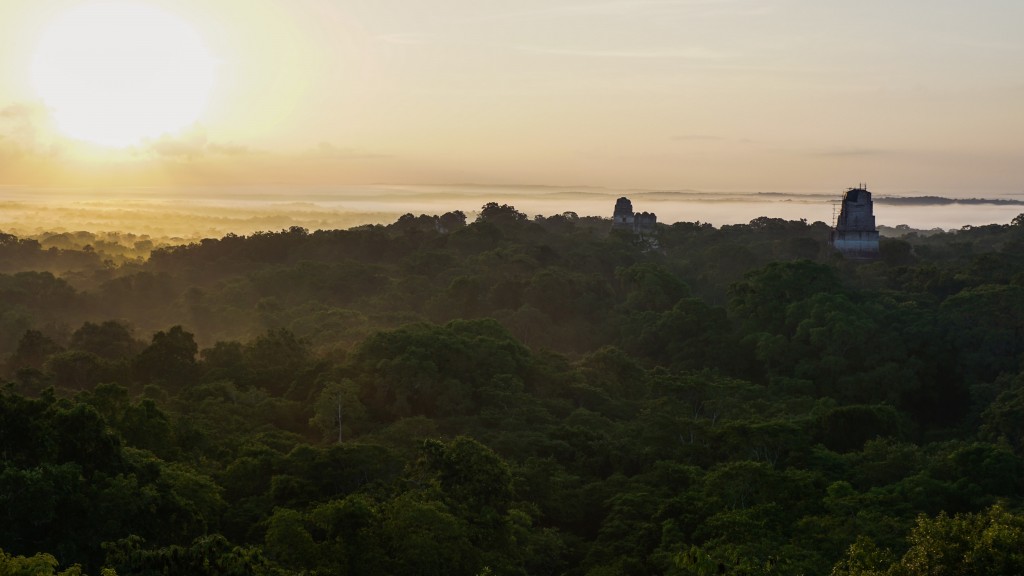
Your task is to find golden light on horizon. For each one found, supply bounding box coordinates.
[0,0,1017,193]
[30,2,217,147]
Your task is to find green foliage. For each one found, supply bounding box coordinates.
[132,326,198,388]
[729,260,841,334]
[477,202,528,226]
[817,405,907,453]
[4,211,1024,574]
[616,262,690,312]
[833,505,1024,576]
[982,374,1024,454]
[425,436,514,518]
[941,284,1024,382]
[0,548,103,576]
[830,536,895,576]
[352,319,532,419]
[103,535,276,576]
[6,330,63,373]
[70,322,144,361]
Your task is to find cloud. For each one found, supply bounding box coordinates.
[810,147,892,157]
[0,103,43,120]
[0,102,64,158]
[142,130,255,160]
[0,104,45,136]
[376,33,432,45]
[146,134,206,159]
[475,0,763,21]
[672,134,724,141]
[876,196,1024,207]
[516,45,725,59]
[208,143,253,156]
[0,102,402,187]
[376,0,767,49]
[0,103,256,164]
[306,141,387,160]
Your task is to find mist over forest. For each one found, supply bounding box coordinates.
[3,201,1024,575]
[3,185,1023,243]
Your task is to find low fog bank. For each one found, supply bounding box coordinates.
[2,185,1022,242]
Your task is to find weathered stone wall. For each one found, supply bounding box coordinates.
[635,211,657,233]
[611,197,658,235]
[832,187,879,259]
[612,197,635,230]
[836,188,876,232]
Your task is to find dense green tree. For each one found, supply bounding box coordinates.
[439,210,468,231]
[477,202,528,226]
[0,547,109,576]
[982,374,1024,454]
[729,260,841,335]
[104,534,276,576]
[941,284,1024,382]
[833,505,1024,576]
[242,328,315,397]
[69,321,143,361]
[309,378,367,443]
[133,326,198,388]
[616,262,690,313]
[5,330,63,374]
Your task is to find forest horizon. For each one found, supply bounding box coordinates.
[2,184,1023,242]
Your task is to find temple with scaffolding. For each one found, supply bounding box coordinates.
[830,184,880,259]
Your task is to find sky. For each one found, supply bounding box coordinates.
[1,0,1023,196]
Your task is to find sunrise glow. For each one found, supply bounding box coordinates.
[30,2,217,147]
[0,0,1021,197]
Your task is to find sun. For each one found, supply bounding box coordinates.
[31,2,218,147]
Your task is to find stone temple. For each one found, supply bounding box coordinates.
[830,186,880,259]
[611,197,657,234]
